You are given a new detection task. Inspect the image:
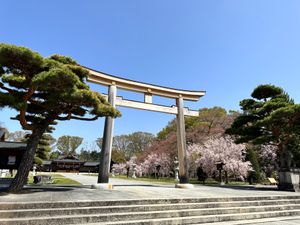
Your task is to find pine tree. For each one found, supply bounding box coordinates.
[245,147,262,184]
[23,133,55,165]
[34,134,55,165]
[0,43,120,192]
[226,84,300,188]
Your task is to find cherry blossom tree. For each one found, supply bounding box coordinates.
[141,152,172,177]
[188,136,252,181]
[187,143,202,177]
[112,163,127,175]
[258,145,277,177]
[135,164,143,177]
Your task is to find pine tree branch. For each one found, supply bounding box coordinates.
[23,87,35,101]
[20,109,34,130]
[19,87,36,130]
[57,115,99,121]
[70,115,99,121]
[0,83,14,94]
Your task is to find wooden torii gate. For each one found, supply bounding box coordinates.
[87,68,205,189]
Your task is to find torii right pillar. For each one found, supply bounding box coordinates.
[175,96,193,188]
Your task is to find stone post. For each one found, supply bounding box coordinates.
[175,97,193,188]
[93,85,116,190]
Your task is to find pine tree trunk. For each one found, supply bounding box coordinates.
[279,144,292,172]
[8,126,47,193]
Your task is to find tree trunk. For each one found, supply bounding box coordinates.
[8,126,47,193]
[225,171,229,184]
[279,144,292,172]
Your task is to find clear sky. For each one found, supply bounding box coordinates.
[1,1,300,143]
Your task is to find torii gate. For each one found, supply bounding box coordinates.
[87,68,205,189]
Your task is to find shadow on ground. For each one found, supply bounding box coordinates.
[0,185,91,195]
[205,184,287,192]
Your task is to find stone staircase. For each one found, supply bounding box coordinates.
[0,195,300,225]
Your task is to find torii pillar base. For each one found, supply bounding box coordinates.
[175,183,194,189]
[91,183,114,190]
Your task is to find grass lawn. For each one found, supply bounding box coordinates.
[28,173,81,185]
[190,178,248,186]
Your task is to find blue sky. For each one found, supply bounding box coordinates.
[1,1,300,143]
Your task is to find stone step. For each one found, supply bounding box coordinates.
[1,195,299,210]
[199,215,300,225]
[1,199,300,218]
[90,210,300,225]
[0,205,300,225]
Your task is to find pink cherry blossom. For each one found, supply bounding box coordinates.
[188,136,252,180]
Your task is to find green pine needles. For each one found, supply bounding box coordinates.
[0,43,120,192]
[226,84,300,170]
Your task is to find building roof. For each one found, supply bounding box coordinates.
[42,160,52,165]
[0,141,27,150]
[52,159,85,163]
[84,161,100,166]
[57,155,79,160]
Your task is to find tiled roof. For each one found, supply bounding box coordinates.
[52,159,85,163]
[83,161,100,166]
[0,141,27,149]
[42,160,52,165]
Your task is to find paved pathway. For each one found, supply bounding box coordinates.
[61,173,159,185]
[1,173,300,203]
[61,172,300,198]
[0,173,300,202]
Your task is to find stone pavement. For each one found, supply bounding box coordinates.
[1,173,300,203]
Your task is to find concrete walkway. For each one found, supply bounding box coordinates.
[61,173,160,186]
[1,173,300,203]
[0,172,299,200]
[61,172,300,198]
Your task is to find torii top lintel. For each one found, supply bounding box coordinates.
[86,67,206,101]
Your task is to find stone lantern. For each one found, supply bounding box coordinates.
[215,161,225,185]
[154,163,161,179]
[32,164,37,176]
[132,163,137,179]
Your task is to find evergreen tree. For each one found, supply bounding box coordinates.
[0,43,120,192]
[34,134,55,165]
[23,133,55,165]
[226,84,300,182]
[245,147,263,184]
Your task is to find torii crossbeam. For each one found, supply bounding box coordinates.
[86,67,206,188]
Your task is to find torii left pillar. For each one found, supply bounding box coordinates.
[92,84,116,190]
[175,96,193,188]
